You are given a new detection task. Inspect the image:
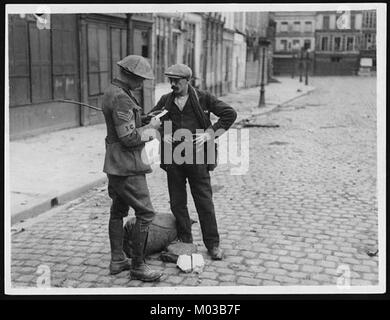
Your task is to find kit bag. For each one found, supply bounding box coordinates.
[123,213,178,257]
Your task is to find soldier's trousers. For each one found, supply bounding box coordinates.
[107,174,155,261]
[166,163,220,250]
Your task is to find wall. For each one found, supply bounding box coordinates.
[8,14,81,140]
[232,32,246,91]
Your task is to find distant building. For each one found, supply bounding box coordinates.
[359,10,376,74]
[245,12,271,87]
[221,12,235,95]
[232,13,247,91]
[201,13,224,96]
[153,12,203,102]
[314,10,363,75]
[271,11,316,76]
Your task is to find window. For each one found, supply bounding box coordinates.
[323,15,330,29]
[334,37,342,51]
[363,11,376,29]
[29,22,52,103]
[364,32,376,50]
[280,39,287,51]
[350,14,355,30]
[52,14,78,100]
[321,37,329,51]
[346,37,354,51]
[183,22,196,72]
[87,23,109,96]
[304,21,312,32]
[292,39,300,50]
[9,14,79,106]
[155,16,170,83]
[293,21,300,32]
[331,56,341,62]
[280,21,288,32]
[133,29,150,58]
[304,39,311,50]
[110,27,127,80]
[9,15,30,106]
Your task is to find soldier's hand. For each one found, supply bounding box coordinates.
[150,117,161,129]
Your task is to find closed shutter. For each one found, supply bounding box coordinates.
[52,14,79,100]
[29,22,52,103]
[9,15,30,106]
[87,23,109,95]
[110,27,126,80]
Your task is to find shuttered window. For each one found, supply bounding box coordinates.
[9,15,30,106]
[156,16,170,83]
[87,23,109,96]
[110,27,127,80]
[29,22,52,103]
[52,14,78,100]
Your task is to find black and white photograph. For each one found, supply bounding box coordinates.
[4,3,386,296]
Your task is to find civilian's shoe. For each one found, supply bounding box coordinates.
[109,259,131,275]
[208,246,224,260]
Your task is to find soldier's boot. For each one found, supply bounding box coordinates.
[130,221,162,282]
[109,216,131,275]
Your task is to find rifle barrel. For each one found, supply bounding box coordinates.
[55,99,102,112]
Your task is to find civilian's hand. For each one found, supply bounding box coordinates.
[194,132,212,151]
[163,135,173,144]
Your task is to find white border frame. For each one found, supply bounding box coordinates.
[4,3,386,295]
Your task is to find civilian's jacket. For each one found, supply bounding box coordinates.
[149,85,237,170]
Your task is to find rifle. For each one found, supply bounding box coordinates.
[55,99,102,112]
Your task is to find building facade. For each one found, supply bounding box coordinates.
[8,13,155,139]
[271,11,316,76]
[221,12,234,95]
[153,12,203,101]
[232,13,247,92]
[245,12,270,87]
[359,10,376,74]
[314,10,363,75]
[8,11,271,140]
[201,13,224,97]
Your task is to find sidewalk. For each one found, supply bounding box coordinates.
[9,77,315,224]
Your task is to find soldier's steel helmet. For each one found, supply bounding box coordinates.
[164,64,192,79]
[117,55,154,80]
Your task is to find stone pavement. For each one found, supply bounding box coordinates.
[8,76,380,290]
[9,77,313,224]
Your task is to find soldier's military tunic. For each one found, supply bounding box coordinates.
[102,78,155,226]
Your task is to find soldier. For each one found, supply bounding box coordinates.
[102,55,162,282]
[148,64,237,260]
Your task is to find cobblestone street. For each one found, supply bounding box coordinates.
[10,77,380,290]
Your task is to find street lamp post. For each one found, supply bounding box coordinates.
[258,38,270,108]
[291,53,295,79]
[305,49,310,86]
[299,49,303,83]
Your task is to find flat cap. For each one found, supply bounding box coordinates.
[164,64,192,79]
